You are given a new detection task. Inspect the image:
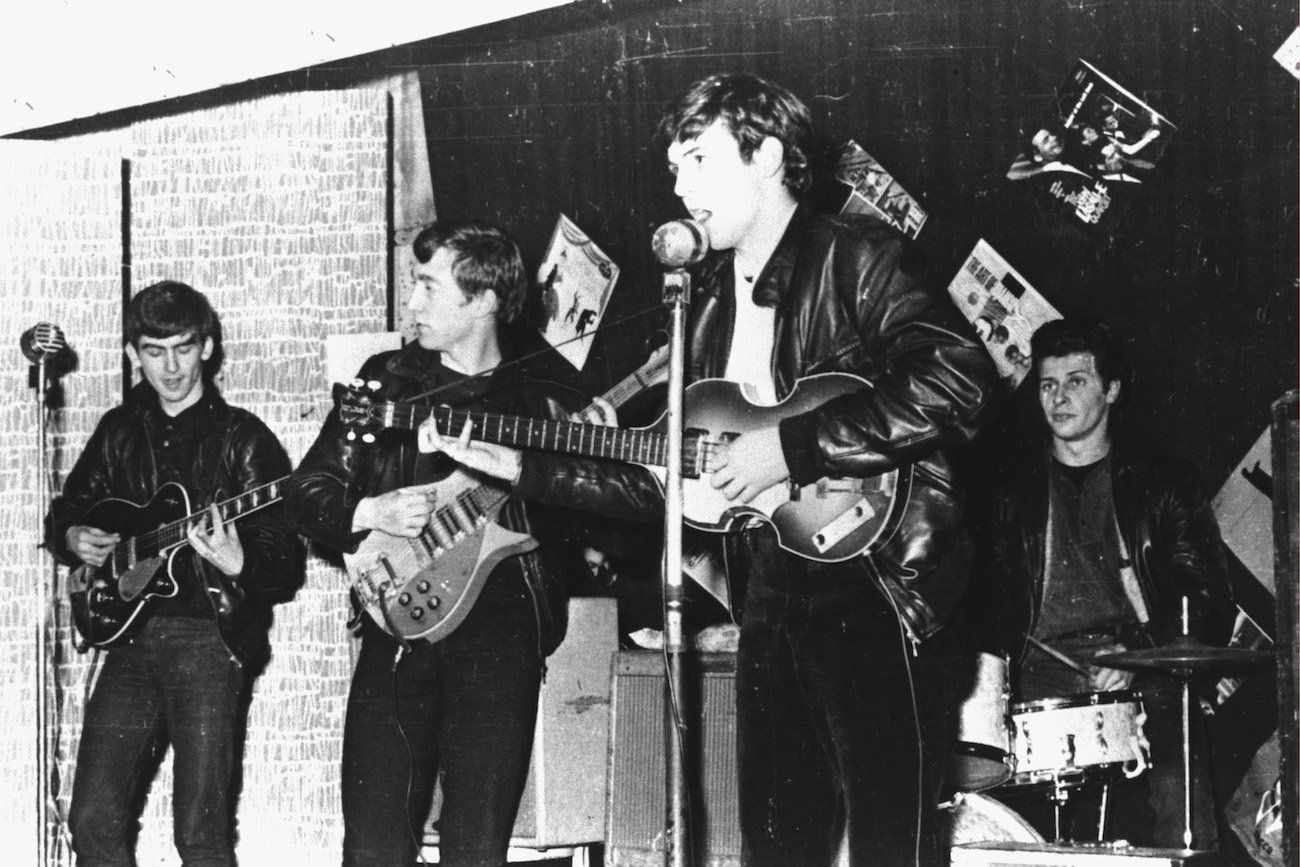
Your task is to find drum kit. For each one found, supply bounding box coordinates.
[945,600,1274,850]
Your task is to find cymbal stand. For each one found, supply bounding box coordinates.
[1179,596,1193,849]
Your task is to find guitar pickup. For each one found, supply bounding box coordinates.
[810,498,877,555]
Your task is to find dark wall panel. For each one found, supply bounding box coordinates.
[417,0,1297,488]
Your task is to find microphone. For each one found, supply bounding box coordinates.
[652,218,710,269]
[20,323,67,363]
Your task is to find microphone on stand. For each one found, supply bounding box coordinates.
[20,323,67,363]
[652,218,710,269]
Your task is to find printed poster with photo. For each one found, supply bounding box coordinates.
[834,140,928,239]
[1273,26,1300,80]
[1006,59,1176,228]
[947,239,1061,389]
[536,214,619,371]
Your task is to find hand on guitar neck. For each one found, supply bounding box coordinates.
[418,395,621,484]
[185,502,245,577]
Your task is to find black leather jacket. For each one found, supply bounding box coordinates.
[287,344,661,657]
[688,206,997,639]
[47,383,303,670]
[973,445,1236,664]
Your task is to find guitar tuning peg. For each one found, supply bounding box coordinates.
[346,430,357,442]
[367,380,382,390]
[350,377,364,387]
[362,433,376,444]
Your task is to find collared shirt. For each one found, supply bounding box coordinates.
[152,396,216,619]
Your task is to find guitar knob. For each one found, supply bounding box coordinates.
[398,592,412,606]
[427,596,440,609]
[416,580,430,593]
[410,607,425,620]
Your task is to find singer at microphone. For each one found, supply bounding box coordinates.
[652,218,710,269]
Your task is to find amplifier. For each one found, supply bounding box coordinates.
[951,841,1225,866]
[606,650,740,867]
[423,597,617,850]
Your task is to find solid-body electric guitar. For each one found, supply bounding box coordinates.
[338,370,910,566]
[341,346,671,643]
[69,478,285,648]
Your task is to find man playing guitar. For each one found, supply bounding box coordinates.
[47,281,302,865]
[285,220,657,866]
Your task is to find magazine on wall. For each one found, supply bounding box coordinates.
[536,214,619,371]
[833,140,928,239]
[1006,59,1176,227]
[947,239,1061,389]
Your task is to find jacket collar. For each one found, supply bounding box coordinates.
[127,380,227,425]
[749,201,812,309]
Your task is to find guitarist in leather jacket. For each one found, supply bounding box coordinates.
[46,281,302,866]
[285,220,658,867]
[441,75,999,865]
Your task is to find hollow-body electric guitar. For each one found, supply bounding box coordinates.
[342,346,671,643]
[338,370,910,565]
[69,478,286,648]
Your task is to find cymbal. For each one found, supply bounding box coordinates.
[1093,636,1274,675]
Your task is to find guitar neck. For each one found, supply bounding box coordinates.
[377,403,674,470]
[597,347,668,411]
[152,476,288,554]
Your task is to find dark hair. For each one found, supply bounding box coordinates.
[412,220,527,324]
[124,280,223,378]
[658,73,814,194]
[1030,317,1131,401]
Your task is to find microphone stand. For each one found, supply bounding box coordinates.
[660,266,692,867]
[31,355,56,866]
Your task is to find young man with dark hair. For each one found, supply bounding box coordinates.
[974,317,1235,846]
[47,280,302,865]
[652,71,997,866]
[286,220,658,866]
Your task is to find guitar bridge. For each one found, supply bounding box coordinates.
[810,498,878,555]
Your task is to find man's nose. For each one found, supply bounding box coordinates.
[673,170,691,200]
[164,351,179,372]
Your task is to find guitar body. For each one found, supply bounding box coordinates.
[69,482,189,648]
[668,374,911,563]
[344,468,539,643]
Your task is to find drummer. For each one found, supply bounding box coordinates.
[972,317,1235,847]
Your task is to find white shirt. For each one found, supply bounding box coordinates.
[723,270,778,406]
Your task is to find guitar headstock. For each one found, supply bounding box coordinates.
[334,380,384,443]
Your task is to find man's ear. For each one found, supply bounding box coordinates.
[200,336,214,361]
[755,136,786,180]
[125,342,140,368]
[1105,379,1122,405]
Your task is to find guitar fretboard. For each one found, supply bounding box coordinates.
[115,477,286,571]
[366,401,706,476]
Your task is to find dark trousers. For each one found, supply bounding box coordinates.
[340,572,541,867]
[69,616,247,867]
[734,540,960,866]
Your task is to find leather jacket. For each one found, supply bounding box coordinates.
[688,206,998,639]
[973,445,1236,665]
[287,344,661,657]
[47,383,303,671]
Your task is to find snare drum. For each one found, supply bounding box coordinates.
[947,652,1013,792]
[1006,690,1149,787]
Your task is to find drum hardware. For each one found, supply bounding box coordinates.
[948,652,1014,792]
[1093,597,1277,850]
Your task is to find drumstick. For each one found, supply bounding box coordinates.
[1025,634,1092,676]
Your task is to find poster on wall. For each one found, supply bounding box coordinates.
[536,214,619,371]
[946,239,1061,389]
[833,141,928,239]
[1273,27,1300,79]
[1006,59,1176,228]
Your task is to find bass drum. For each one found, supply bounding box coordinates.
[942,792,1044,847]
